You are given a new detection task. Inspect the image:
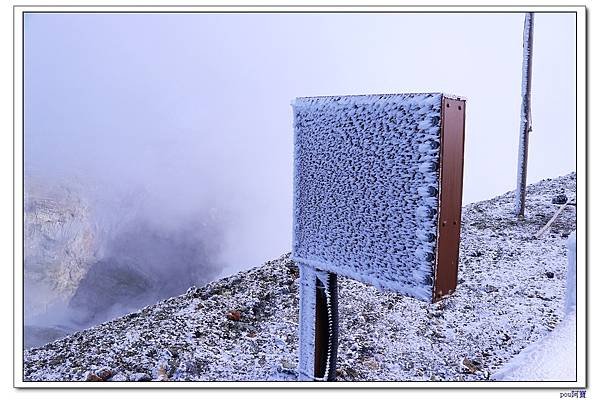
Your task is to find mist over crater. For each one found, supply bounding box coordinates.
[24,174,228,348]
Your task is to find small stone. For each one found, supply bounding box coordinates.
[363,359,379,370]
[279,286,290,295]
[84,372,102,382]
[235,322,254,331]
[95,367,113,381]
[428,309,443,318]
[345,367,359,379]
[471,250,483,257]
[552,194,568,204]
[545,271,555,279]
[226,310,242,321]
[185,286,198,296]
[108,373,127,382]
[484,285,498,293]
[402,360,414,371]
[156,366,169,381]
[462,358,479,374]
[130,372,152,382]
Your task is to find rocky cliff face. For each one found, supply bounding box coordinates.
[23,172,576,382]
[24,176,225,348]
[24,178,99,320]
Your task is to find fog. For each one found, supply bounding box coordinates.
[24,12,575,291]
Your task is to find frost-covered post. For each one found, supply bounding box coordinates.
[515,12,535,218]
[292,93,466,381]
[298,267,338,381]
[565,231,576,314]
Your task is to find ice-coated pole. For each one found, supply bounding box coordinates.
[298,265,339,381]
[515,12,534,218]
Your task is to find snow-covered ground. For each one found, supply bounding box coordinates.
[491,309,575,381]
[23,172,576,382]
[492,231,577,381]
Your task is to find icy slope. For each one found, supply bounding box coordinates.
[491,231,577,381]
[24,172,576,382]
[491,309,576,381]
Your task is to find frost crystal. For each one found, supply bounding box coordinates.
[297,266,318,381]
[292,93,445,301]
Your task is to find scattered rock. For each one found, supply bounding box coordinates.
[84,371,102,382]
[130,372,152,382]
[364,359,379,370]
[108,373,127,382]
[156,365,169,381]
[343,367,360,379]
[462,358,479,374]
[95,367,113,381]
[226,310,242,321]
[484,285,498,293]
[552,194,568,205]
[545,271,555,279]
[535,292,553,301]
[427,309,443,318]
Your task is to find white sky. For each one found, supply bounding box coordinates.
[24,12,576,273]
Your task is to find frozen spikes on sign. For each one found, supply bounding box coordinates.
[292,93,466,302]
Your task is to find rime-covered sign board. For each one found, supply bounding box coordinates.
[292,93,466,302]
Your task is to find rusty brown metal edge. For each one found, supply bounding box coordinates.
[432,96,466,302]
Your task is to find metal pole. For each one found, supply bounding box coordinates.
[298,266,339,381]
[515,12,535,218]
[314,272,338,380]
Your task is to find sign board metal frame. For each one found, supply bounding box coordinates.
[433,96,466,301]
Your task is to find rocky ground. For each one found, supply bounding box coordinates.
[23,172,577,382]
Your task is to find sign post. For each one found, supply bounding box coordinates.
[292,93,466,381]
[515,12,535,218]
